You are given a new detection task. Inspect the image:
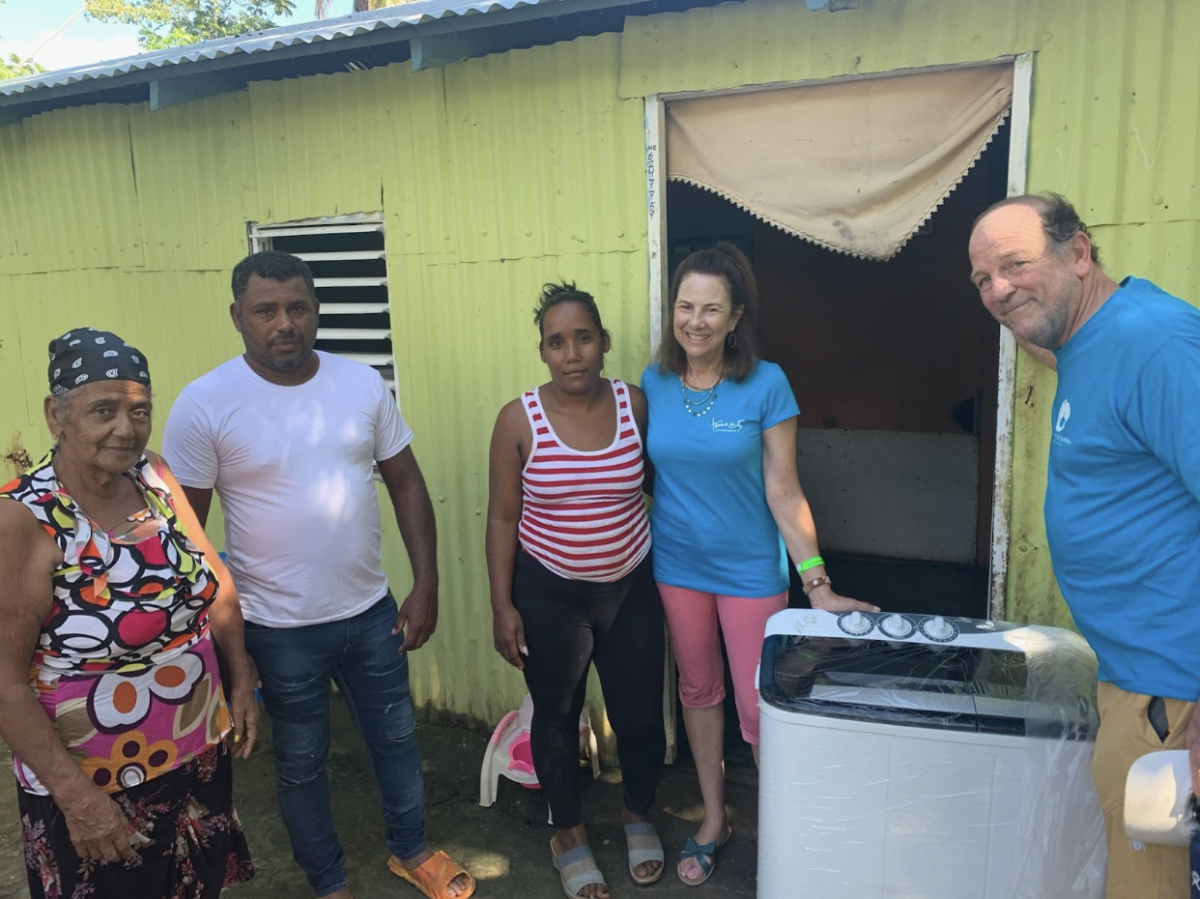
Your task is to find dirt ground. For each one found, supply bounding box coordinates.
[0,696,759,899]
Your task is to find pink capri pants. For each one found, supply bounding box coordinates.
[658,584,788,746]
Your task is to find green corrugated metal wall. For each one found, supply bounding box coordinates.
[2,0,1199,733]
[0,34,647,741]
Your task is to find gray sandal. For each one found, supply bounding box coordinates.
[625,821,665,885]
[551,839,607,899]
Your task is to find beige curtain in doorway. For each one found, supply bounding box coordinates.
[665,64,1014,261]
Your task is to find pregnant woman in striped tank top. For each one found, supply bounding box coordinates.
[486,283,665,899]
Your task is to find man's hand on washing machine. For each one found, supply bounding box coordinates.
[807,584,880,614]
[1186,698,1200,800]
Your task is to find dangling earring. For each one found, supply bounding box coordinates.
[726,331,737,349]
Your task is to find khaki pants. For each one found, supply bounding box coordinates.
[1092,681,1195,899]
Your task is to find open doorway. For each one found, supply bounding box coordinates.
[659,110,1014,767]
[665,120,1010,620]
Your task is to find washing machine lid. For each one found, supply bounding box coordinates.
[759,633,1090,737]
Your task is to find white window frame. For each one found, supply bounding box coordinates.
[247,213,396,394]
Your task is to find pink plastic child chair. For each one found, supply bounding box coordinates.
[479,693,599,812]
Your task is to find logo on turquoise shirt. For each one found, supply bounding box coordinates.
[1054,399,1073,446]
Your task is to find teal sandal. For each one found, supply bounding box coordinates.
[677,825,732,887]
[624,821,665,885]
[551,839,608,899]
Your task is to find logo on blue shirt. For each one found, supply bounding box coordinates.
[1053,399,1073,446]
[711,418,746,433]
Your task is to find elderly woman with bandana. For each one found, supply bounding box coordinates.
[0,329,257,899]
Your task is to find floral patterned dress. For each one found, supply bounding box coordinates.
[0,451,254,899]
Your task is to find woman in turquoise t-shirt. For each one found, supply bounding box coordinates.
[642,242,877,886]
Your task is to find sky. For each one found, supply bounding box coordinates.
[0,0,351,72]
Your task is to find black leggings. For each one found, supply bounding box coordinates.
[512,551,666,829]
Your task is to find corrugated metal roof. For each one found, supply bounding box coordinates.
[0,0,564,97]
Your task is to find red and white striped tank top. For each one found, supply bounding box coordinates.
[518,378,651,582]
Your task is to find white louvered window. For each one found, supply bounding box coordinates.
[248,216,394,394]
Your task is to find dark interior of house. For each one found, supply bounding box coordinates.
[665,120,1013,766]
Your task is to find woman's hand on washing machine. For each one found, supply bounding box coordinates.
[807,583,879,614]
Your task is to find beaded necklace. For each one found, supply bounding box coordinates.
[680,374,721,418]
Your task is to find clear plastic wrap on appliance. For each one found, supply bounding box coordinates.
[1002,626,1106,899]
[756,621,1106,899]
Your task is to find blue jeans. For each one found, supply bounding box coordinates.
[243,593,427,897]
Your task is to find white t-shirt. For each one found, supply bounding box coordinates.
[162,351,413,627]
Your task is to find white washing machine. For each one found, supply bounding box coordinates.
[756,608,1106,899]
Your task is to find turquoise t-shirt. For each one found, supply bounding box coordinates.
[642,360,800,598]
[1046,276,1200,701]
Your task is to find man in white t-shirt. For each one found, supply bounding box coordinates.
[163,251,474,899]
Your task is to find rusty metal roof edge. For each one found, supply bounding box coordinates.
[0,0,587,100]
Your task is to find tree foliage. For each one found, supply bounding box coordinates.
[316,0,403,19]
[0,0,43,79]
[1,52,44,79]
[85,0,296,50]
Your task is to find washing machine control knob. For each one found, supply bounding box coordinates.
[880,614,914,638]
[838,611,873,636]
[920,616,959,642]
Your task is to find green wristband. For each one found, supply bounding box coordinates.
[797,555,824,574]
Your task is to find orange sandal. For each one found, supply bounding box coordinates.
[387,850,476,899]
